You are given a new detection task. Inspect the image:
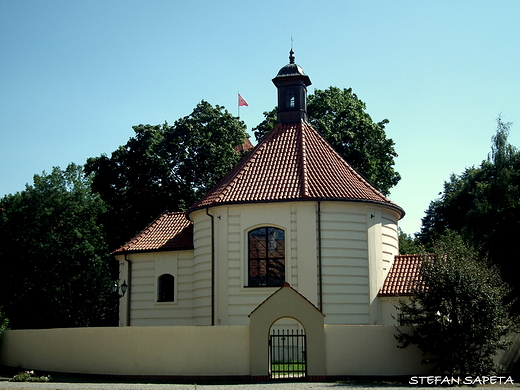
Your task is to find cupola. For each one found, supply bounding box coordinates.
[272,49,312,123]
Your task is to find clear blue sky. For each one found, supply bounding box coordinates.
[1,0,519,235]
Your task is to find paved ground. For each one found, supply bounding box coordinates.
[0,382,518,390]
[0,383,376,390]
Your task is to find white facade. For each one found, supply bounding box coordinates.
[115,199,400,326]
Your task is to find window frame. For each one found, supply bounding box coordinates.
[285,88,296,109]
[247,226,286,287]
[157,273,175,302]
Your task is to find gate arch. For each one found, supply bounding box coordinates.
[249,284,325,381]
[269,317,307,380]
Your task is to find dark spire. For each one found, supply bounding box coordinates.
[272,50,312,123]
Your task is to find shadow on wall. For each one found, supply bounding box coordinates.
[500,333,520,377]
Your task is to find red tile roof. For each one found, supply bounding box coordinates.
[234,138,254,153]
[188,121,404,216]
[113,211,193,254]
[378,254,429,296]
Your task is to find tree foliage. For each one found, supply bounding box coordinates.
[398,228,421,255]
[0,164,114,329]
[253,87,400,195]
[396,232,518,375]
[419,117,520,310]
[0,307,8,337]
[85,100,249,249]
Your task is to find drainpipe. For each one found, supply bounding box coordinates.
[124,253,132,326]
[206,208,215,326]
[317,201,323,311]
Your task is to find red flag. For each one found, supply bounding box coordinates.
[238,93,249,107]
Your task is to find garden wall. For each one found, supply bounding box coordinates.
[324,325,426,376]
[0,326,250,377]
[1,325,516,380]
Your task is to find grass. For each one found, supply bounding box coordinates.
[271,362,306,373]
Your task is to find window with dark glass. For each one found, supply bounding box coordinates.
[157,274,175,302]
[248,227,285,287]
[285,88,295,108]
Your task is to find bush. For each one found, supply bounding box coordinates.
[0,307,8,337]
[396,232,519,375]
[10,370,50,382]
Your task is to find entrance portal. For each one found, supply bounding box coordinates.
[269,318,307,380]
[249,283,325,381]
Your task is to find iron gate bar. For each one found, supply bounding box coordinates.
[269,328,307,380]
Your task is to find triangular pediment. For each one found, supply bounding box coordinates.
[249,283,324,319]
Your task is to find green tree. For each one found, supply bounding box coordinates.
[398,228,421,255]
[396,232,518,375]
[419,117,520,310]
[0,164,114,329]
[253,107,277,142]
[0,307,8,337]
[253,87,400,195]
[85,100,249,249]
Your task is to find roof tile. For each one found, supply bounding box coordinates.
[188,121,404,215]
[378,254,430,296]
[113,211,193,254]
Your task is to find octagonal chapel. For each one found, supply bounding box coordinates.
[113,51,408,327]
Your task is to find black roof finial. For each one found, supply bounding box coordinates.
[289,48,295,64]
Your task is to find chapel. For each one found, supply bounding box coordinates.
[113,50,409,327]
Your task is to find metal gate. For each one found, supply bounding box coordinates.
[269,328,307,380]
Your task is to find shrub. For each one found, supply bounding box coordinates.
[10,371,50,382]
[396,232,519,375]
[0,307,8,337]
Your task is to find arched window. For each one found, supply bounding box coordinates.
[285,88,295,108]
[157,273,175,302]
[248,227,285,287]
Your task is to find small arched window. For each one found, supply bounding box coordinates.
[248,227,285,287]
[285,88,295,108]
[157,274,175,302]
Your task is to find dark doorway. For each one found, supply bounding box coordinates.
[269,326,307,380]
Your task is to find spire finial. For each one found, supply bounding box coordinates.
[289,48,295,64]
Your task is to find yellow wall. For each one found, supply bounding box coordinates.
[2,325,516,377]
[0,326,250,376]
[379,296,408,326]
[325,325,427,375]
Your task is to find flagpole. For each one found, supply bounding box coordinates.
[237,90,240,119]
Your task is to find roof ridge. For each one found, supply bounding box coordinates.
[395,254,425,258]
[304,122,390,201]
[299,121,309,198]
